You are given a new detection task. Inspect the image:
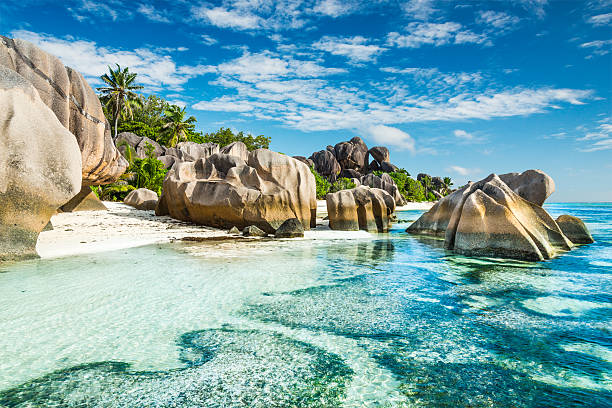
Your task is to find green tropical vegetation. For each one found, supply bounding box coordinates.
[329,178,356,194]
[192,127,271,150]
[310,168,357,199]
[97,64,143,139]
[160,105,197,147]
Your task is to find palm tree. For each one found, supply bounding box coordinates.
[443,176,453,195]
[97,64,143,139]
[161,105,197,147]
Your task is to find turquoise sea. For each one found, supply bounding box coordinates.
[0,203,610,407]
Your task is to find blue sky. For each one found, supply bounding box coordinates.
[1,0,611,201]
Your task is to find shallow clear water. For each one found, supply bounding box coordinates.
[0,203,610,407]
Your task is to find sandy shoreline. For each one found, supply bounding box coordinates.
[36,200,434,259]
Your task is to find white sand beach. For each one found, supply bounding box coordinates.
[36,200,434,259]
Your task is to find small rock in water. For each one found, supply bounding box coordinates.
[243,225,267,237]
[274,218,304,238]
[556,214,594,244]
[228,226,240,234]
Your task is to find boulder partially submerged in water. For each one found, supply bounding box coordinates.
[326,186,395,233]
[0,66,82,261]
[406,170,592,261]
[158,149,317,234]
[556,214,594,244]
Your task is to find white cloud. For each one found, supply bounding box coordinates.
[580,39,612,56]
[401,0,438,20]
[477,10,520,31]
[387,22,491,48]
[447,165,480,176]
[193,97,254,112]
[201,34,218,46]
[137,4,170,23]
[11,30,211,91]
[67,0,123,22]
[580,138,612,152]
[363,125,416,152]
[193,6,261,30]
[578,120,612,151]
[454,129,474,140]
[517,0,548,18]
[313,0,355,18]
[588,13,612,26]
[313,36,385,63]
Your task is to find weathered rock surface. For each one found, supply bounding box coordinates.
[556,214,594,244]
[309,150,341,180]
[177,142,219,161]
[228,226,240,234]
[124,188,158,211]
[220,141,249,161]
[60,186,107,212]
[243,225,267,237]
[498,169,555,206]
[360,173,407,206]
[326,186,396,233]
[274,218,305,238]
[380,161,399,173]
[116,133,165,160]
[0,66,82,260]
[292,156,315,169]
[334,137,369,172]
[368,146,390,165]
[160,149,317,233]
[406,172,588,261]
[339,169,362,179]
[0,35,127,185]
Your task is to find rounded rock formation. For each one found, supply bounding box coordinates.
[309,150,341,181]
[334,137,369,173]
[326,186,396,233]
[556,214,594,244]
[160,150,317,234]
[124,188,159,211]
[274,218,305,238]
[0,66,82,260]
[368,146,390,165]
[0,35,127,186]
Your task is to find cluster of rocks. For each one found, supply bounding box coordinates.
[297,136,400,182]
[406,170,594,261]
[326,186,396,233]
[0,36,126,260]
[116,133,248,169]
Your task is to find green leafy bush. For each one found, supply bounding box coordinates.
[117,120,161,140]
[329,177,355,194]
[404,177,426,201]
[310,167,331,199]
[129,143,167,195]
[99,183,135,201]
[193,127,271,150]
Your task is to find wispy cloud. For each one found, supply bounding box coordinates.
[454,129,473,140]
[192,6,261,30]
[201,34,218,46]
[313,36,385,63]
[11,30,211,91]
[313,0,356,18]
[578,120,612,151]
[580,39,612,56]
[587,12,612,26]
[137,3,170,23]
[477,10,520,32]
[387,22,491,48]
[447,165,481,176]
[401,0,438,20]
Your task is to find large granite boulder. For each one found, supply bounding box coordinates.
[334,137,369,172]
[274,218,305,238]
[406,171,589,261]
[380,161,399,173]
[556,215,594,244]
[292,156,315,169]
[368,146,390,165]
[0,66,82,260]
[326,186,395,233]
[160,149,317,233]
[360,173,407,206]
[310,150,341,181]
[124,188,158,211]
[0,35,127,186]
[498,169,554,206]
[176,141,219,161]
[116,133,164,160]
[220,141,249,161]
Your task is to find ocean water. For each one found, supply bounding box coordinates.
[0,203,610,407]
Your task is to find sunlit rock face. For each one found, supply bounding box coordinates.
[326,186,396,233]
[0,36,127,186]
[159,149,317,233]
[360,173,407,206]
[406,171,592,261]
[0,66,82,261]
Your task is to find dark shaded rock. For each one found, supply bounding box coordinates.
[368,146,390,165]
[310,150,341,180]
[275,218,305,238]
[431,176,444,191]
[243,225,267,237]
[380,162,399,173]
[60,186,107,212]
[292,156,315,169]
[339,169,362,179]
[361,173,406,206]
[42,221,53,232]
[326,145,336,157]
[367,160,381,173]
[334,137,368,172]
[135,137,164,159]
[556,214,594,244]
